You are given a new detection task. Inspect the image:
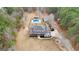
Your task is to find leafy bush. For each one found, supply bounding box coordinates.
[0,14,12,38]
[0,7,23,50]
[4,7,14,15]
[76,35,79,43]
[7,40,16,48]
[68,26,77,37]
[57,8,79,43]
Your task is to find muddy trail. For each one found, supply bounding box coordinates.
[16,12,61,51]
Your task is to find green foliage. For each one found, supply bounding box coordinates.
[0,39,4,48]
[16,16,21,20]
[0,14,15,48]
[76,35,79,43]
[0,7,23,50]
[68,19,79,37]
[11,31,17,37]
[48,7,58,14]
[58,8,79,29]
[59,8,75,28]
[0,8,22,49]
[4,7,15,15]
[68,26,77,37]
[7,40,16,48]
[58,7,79,43]
[0,15,12,37]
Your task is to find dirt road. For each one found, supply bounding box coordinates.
[16,12,61,51]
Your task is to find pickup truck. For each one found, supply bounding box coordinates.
[29,16,51,38]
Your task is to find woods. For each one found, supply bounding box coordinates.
[0,7,23,50]
[58,8,79,42]
[57,8,79,50]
